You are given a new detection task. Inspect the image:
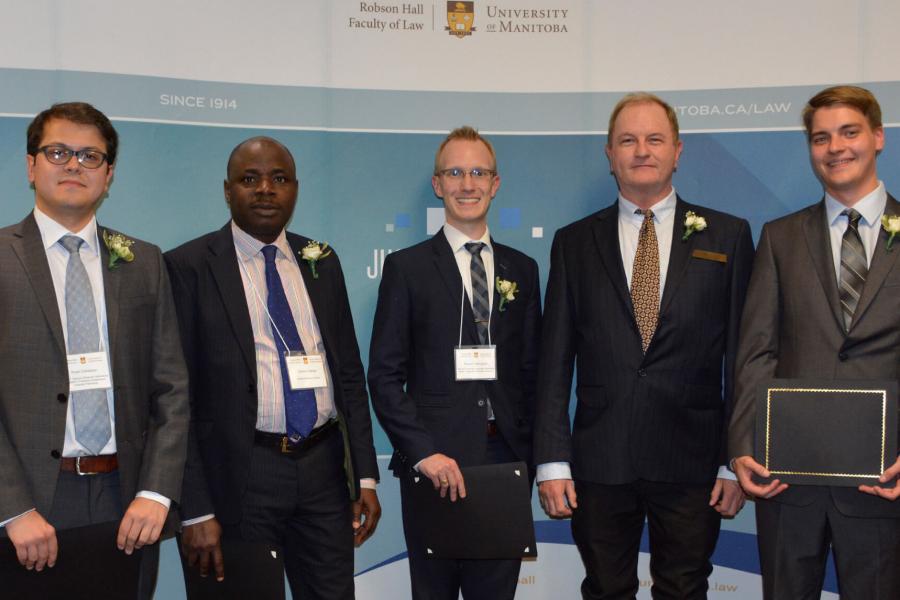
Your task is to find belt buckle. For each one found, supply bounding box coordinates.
[280,436,293,455]
[75,456,98,476]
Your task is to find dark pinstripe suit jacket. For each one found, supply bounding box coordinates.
[164,225,379,523]
[534,198,754,484]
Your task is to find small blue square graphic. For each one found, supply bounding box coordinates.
[498,207,521,229]
[395,213,412,228]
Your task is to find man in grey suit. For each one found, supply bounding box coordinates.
[729,85,900,598]
[0,102,189,593]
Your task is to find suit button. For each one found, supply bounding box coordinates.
[637,369,647,377]
[57,393,67,403]
[477,399,485,407]
[50,449,61,459]
[838,352,848,361]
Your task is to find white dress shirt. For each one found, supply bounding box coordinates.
[825,181,886,280]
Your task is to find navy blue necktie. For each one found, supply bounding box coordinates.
[262,245,317,439]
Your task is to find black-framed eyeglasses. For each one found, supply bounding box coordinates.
[37,145,109,169]
[438,167,496,180]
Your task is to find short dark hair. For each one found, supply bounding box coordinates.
[433,126,497,175]
[27,102,119,165]
[226,136,296,179]
[802,85,882,140]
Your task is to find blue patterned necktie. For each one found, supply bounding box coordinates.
[60,235,111,454]
[262,245,318,439]
[465,242,490,344]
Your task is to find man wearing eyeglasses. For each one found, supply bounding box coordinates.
[0,102,189,597]
[368,126,541,599]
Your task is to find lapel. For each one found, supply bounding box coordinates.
[851,194,900,329]
[431,229,479,345]
[11,214,66,355]
[288,233,335,354]
[658,197,694,318]
[803,201,845,330]
[207,225,257,377]
[489,240,507,343]
[590,203,634,319]
[97,225,121,361]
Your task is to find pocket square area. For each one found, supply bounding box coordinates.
[691,249,727,263]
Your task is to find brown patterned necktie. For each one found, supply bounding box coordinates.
[631,209,660,353]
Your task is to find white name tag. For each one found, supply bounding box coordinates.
[66,351,112,392]
[454,346,497,381]
[285,353,328,389]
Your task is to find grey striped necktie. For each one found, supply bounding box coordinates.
[60,235,111,454]
[465,242,490,344]
[838,209,868,332]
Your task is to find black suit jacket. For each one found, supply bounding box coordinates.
[164,225,379,523]
[729,196,900,518]
[367,229,541,475]
[534,197,754,484]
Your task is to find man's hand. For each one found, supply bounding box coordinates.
[181,518,224,581]
[709,478,745,517]
[538,479,578,518]
[117,497,168,555]
[6,511,57,571]
[732,455,788,499]
[859,455,900,501]
[352,488,381,547]
[418,453,466,501]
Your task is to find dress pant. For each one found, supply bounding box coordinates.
[400,429,524,600]
[755,487,900,600]
[572,479,720,600]
[203,426,354,600]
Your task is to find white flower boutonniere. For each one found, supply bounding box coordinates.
[300,241,332,279]
[495,277,519,312]
[102,230,135,270]
[882,214,900,252]
[682,210,708,242]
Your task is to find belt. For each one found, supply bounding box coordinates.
[59,454,119,475]
[254,419,339,456]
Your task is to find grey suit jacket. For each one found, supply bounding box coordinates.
[0,213,190,526]
[729,196,900,518]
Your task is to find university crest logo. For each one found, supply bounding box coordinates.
[446,1,475,38]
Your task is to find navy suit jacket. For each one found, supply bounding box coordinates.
[534,197,754,484]
[368,229,541,475]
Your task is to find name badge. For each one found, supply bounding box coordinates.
[66,351,112,392]
[454,346,497,381]
[285,353,328,389]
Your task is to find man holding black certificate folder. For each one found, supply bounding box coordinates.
[729,85,900,598]
[368,126,541,599]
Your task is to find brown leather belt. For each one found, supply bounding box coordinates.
[487,420,499,437]
[59,454,119,475]
[254,419,339,457]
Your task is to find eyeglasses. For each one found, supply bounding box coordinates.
[438,167,496,180]
[37,145,109,169]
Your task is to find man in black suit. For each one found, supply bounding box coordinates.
[165,136,380,599]
[534,93,754,599]
[368,126,541,599]
[729,85,900,599]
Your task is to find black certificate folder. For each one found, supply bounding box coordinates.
[409,461,536,560]
[755,379,898,487]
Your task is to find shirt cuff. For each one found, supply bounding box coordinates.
[359,478,377,490]
[0,508,36,528]
[717,465,737,481]
[181,514,216,527]
[136,491,171,510]
[536,462,572,483]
